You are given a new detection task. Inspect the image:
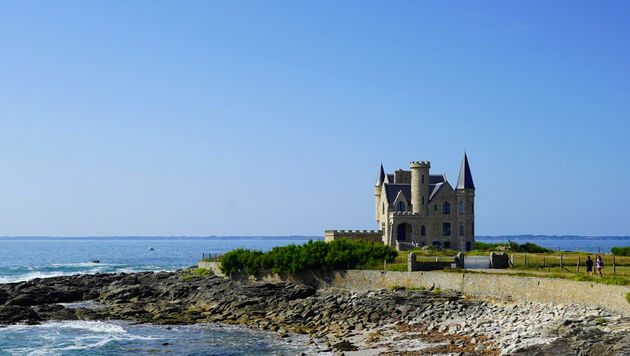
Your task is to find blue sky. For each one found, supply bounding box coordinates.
[0,1,628,236]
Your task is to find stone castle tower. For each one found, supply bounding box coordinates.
[326,153,475,252]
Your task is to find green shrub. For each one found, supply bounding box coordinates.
[474,241,504,250]
[434,288,442,294]
[508,241,553,253]
[192,268,209,277]
[626,292,630,304]
[598,276,630,286]
[219,239,398,276]
[596,318,608,324]
[474,240,553,253]
[390,285,405,290]
[183,275,194,280]
[611,247,630,256]
[419,286,426,290]
[572,275,593,282]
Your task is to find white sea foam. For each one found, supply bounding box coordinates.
[0,263,179,283]
[0,272,65,284]
[2,321,158,355]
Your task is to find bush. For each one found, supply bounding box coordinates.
[474,241,504,250]
[192,268,209,277]
[507,241,553,253]
[183,275,194,280]
[473,240,553,253]
[434,288,442,294]
[626,292,630,304]
[220,239,398,276]
[572,275,593,282]
[611,247,630,256]
[598,276,630,286]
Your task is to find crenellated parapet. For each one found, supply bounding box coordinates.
[324,230,383,243]
[409,161,431,168]
[390,211,419,216]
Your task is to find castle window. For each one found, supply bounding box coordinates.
[421,225,426,236]
[442,223,451,236]
[397,201,405,212]
[382,203,385,214]
[421,175,425,184]
[459,223,464,236]
[442,202,451,214]
[434,204,437,211]
[444,241,450,249]
[421,196,425,205]
[459,201,464,214]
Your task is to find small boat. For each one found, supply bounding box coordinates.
[147,247,155,251]
[92,260,100,264]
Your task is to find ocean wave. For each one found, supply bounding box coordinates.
[1,321,156,355]
[0,263,183,283]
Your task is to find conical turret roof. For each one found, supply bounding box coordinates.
[456,153,475,190]
[375,163,385,186]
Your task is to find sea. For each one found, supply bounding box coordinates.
[0,235,629,355]
[0,236,319,356]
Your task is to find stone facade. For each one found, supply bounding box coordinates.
[373,153,476,251]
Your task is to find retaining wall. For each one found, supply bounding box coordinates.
[197,261,630,316]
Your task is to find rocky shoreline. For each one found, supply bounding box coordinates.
[1,270,629,355]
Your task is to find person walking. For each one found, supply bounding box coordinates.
[585,256,594,276]
[596,256,604,277]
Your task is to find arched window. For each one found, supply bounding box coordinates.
[421,225,426,236]
[397,201,405,212]
[459,201,464,214]
[421,196,425,205]
[442,202,451,214]
[382,203,385,214]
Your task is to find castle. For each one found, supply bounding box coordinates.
[325,153,475,251]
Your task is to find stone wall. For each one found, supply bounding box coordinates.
[324,230,382,243]
[199,260,630,316]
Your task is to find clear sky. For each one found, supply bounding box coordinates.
[0,1,628,237]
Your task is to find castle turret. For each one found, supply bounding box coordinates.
[410,161,430,215]
[456,153,475,250]
[374,163,385,221]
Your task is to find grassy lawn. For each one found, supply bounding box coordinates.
[357,248,630,286]
[508,253,630,276]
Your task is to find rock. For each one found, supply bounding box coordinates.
[0,305,40,324]
[332,340,358,352]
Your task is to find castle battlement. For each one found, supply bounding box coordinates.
[410,161,431,168]
[324,229,383,243]
[393,211,418,216]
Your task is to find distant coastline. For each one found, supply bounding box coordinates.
[0,235,628,240]
[478,235,630,240]
[0,235,321,240]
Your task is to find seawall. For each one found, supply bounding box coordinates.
[198,261,630,316]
